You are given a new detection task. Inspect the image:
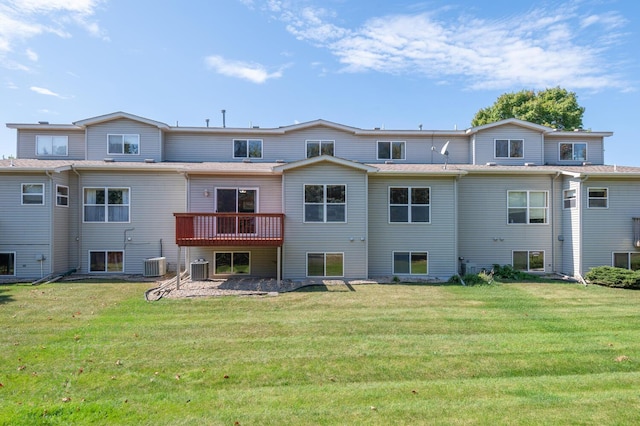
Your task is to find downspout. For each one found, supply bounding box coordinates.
[578,175,589,277]
[45,171,54,278]
[454,174,459,280]
[551,172,561,274]
[71,166,82,271]
[364,172,369,278]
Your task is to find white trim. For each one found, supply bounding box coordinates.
[82,187,131,223]
[0,251,16,276]
[56,184,69,207]
[388,186,431,224]
[306,252,345,278]
[562,188,577,210]
[512,250,545,272]
[213,251,251,275]
[494,139,524,159]
[587,187,608,209]
[392,251,429,275]
[558,142,587,162]
[21,183,45,205]
[305,139,335,158]
[88,250,125,273]
[303,184,347,223]
[36,135,68,157]
[377,140,406,160]
[507,190,549,225]
[233,139,263,159]
[107,134,140,155]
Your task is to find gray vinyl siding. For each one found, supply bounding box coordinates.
[0,174,52,278]
[52,172,71,274]
[560,178,581,276]
[581,179,640,274]
[188,246,278,278]
[368,175,457,279]
[282,162,368,280]
[77,171,185,274]
[457,174,554,272]
[86,118,162,162]
[188,175,282,213]
[17,129,86,160]
[473,125,544,166]
[544,136,604,165]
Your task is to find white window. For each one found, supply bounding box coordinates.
[613,252,640,270]
[560,143,587,161]
[22,183,44,205]
[306,140,334,158]
[36,135,68,156]
[304,184,346,223]
[508,191,548,224]
[389,187,430,223]
[108,134,139,155]
[0,252,16,276]
[84,188,130,222]
[513,250,544,272]
[233,139,262,159]
[393,251,428,275]
[214,252,250,275]
[563,189,576,209]
[307,252,344,277]
[89,250,124,272]
[588,188,608,208]
[495,139,524,158]
[56,185,69,207]
[377,141,405,160]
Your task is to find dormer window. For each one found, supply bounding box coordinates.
[233,139,262,159]
[378,141,405,160]
[559,143,587,161]
[495,139,523,158]
[36,135,68,156]
[108,134,139,155]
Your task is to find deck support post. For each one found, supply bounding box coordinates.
[176,246,181,289]
[277,246,281,286]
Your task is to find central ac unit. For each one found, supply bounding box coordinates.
[190,260,209,281]
[144,257,167,277]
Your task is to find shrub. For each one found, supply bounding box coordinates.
[584,266,640,289]
[492,264,539,281]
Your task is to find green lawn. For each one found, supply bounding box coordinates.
[1,281,639,425]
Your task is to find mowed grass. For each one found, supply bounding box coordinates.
[1,282,640,425]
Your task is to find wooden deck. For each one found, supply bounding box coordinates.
[174,213,284,246]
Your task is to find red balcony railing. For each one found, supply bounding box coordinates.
[174,213,284,246]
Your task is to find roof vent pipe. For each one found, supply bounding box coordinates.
[221,109,226,128]
[205,118,209,128]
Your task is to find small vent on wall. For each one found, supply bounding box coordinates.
[524,162,536,167]
[144,158,155,163]
[103,158,114,162]
[582,161,592,166]
[242,158,251,163]
[276,159,285,163]
[485,162,496,166]
[384,160,393,164]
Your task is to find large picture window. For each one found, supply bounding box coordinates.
[560,143,587,161]
[214,252,250,275]
[36,135,68,156]
[84,188,130,222]
[22,183,44,205]
[377,141,405,160]
[508,191,548,224]
[393,251,428,275]
[0,252,15,276]
[108,134,139,155]
[588,188,608,208]
[306,140,334,158]
[495,139,524,158]
[89,251,124,272]
[234,139,262,159]
[613,252,640,271]
[389,187,430,223]
[513,250,544,272]
[304,184,346,223]
[307,253,344,277]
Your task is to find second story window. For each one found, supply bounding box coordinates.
[508,191,548,224]
[389,187,430,223]
[36,135,68,156]
[306,140,334,158]
[560,143,587,161]
[377,141,405,160]
[84,188,130,222]
[234,139,262,159]
[495,139,523,158]
[56,185,69,207]
[304,184,346,222]
[108,134,139,155]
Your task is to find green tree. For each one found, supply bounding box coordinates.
[472,87,585,130]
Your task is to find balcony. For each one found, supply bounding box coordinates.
[174,213,284,247]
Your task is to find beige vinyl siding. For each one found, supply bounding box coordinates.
[86,118,162,162]
[188,246,278,278]
[473,124,544,166]
[17,129,85,160]
[544,136,604,165]
[581,179,640,274]
[188,175,282,213]
[282,161,368,279]
[458,174,554,272]
[368,175,457,279]
[0,174,52,278]
[77,171,185,274]
[560,178,581,276]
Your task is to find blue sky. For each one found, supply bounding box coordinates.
[1,0,638,164]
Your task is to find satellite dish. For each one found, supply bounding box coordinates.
[440,140,450,156]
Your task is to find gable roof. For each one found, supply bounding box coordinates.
[466,118,553,135]
[73,111,170,129]
[273,155,378,172]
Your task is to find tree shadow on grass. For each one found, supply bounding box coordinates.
[0,287,16,305]
[295,282,356,292]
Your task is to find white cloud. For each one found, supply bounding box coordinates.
[248,1,631,91]
[205,55,287,84]
[30,85,64,98]
[26,48,38,61]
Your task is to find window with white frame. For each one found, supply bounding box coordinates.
[507,191,548,224]
[233,139,262,159]
[495,139,524,158]
[89,250,124,272]
[22,183,44,205]
[588,188,608,208]
[84,188,130,222]
[393,251,428,275]
[307,253,344,277]
[613,252,640,271]
[304,184,346,222]
[513,250,544,272]
[563,189,576,209]
[215,252,250,275]
[56,185,69,207]
[108,134,139,155]
[36,135,68,156]
[389,187,430,223]
[377,141,405,160]
[0,252,15,276]
[560,143,587,161]
[306,140,334,158]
